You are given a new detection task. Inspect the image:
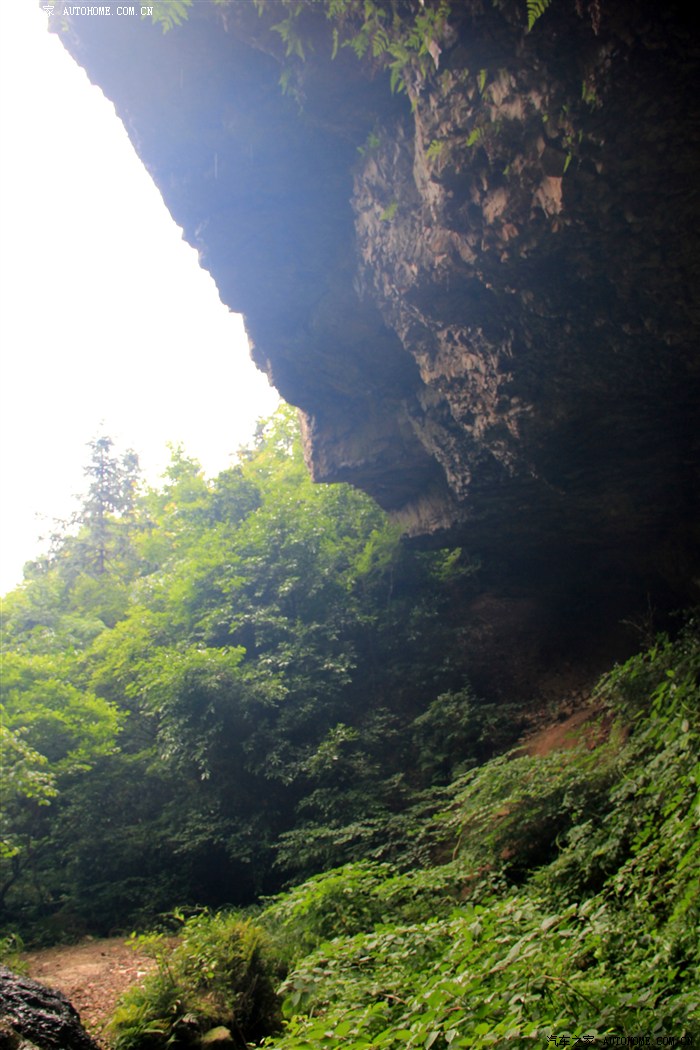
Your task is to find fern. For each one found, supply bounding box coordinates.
[271,15,307,60]
[148,0,192,33]
[526,0,552,31]
[425,139,446,161]
[466,126,485,147]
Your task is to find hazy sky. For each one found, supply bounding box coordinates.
[0,1,280,594]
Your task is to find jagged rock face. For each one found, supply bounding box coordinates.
[56,1,700,611]
[0,968,99,1050]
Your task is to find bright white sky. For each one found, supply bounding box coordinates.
[0,1,280,595]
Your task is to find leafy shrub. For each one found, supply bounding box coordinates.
[0,931,26,973]
[261,863,396,963]
[109,912,281,1049]
[411,687,524,782]
[261,860,465,966]
[444,741,622,887]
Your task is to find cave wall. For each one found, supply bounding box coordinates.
[54,1,700,631]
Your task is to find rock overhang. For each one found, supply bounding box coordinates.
[52,0,700,613]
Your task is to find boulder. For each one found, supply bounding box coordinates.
[0,968,99,1050]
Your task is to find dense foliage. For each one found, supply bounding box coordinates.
[1,409,491,937]
[109,625,700,1049]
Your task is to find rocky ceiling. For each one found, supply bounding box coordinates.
[55,0,700,616]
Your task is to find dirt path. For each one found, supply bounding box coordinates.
[23,937,155,1046]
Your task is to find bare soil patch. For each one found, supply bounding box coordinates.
[517,703,614,757]
[23,937,154,1046]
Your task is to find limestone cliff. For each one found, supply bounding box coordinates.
[54,1,700,625]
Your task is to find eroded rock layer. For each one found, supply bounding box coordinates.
[55,1,700,612]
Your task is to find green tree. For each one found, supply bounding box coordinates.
[74,434,140,576]
[38,434,143,602]
[0,725,57,911]
[0,650,121,924]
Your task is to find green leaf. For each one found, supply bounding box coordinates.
[526,0,552,31]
